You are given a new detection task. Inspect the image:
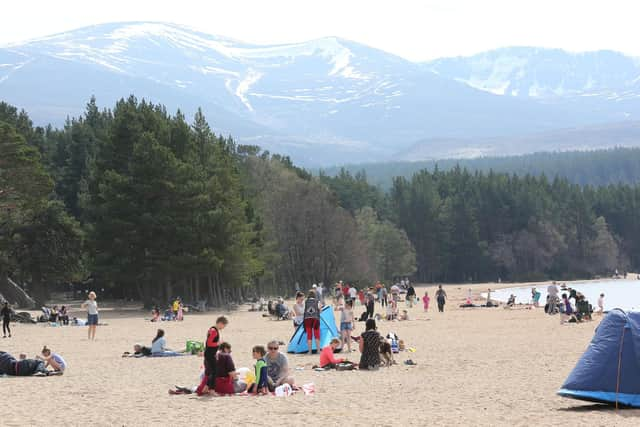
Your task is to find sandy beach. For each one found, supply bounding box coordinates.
[2,282,639,427]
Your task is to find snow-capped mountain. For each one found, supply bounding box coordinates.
[427,47,640,99]
[2,23,640,165]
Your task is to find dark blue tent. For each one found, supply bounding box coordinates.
[287,305,340,353]
[558,309,640,407]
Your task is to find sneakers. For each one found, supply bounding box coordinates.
[403,359,417,366]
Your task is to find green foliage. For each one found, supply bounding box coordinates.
[4,96,640,307]
[322,147,640,189]
[392,167,635,282]
[0,120,82,305]
[356,207,416,281]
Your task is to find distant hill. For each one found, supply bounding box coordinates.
[396,121,640,160]
[3,23,640,165]
[320,147,640,189]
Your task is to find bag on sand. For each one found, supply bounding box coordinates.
[275,383,293,397]
[186,340,204,354]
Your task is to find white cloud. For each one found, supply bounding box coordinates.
[0,0,639,61]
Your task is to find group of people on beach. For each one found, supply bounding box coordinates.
[151,298,185,322]
[187,315,298,396]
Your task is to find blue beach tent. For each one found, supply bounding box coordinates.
[558,309,640,407]
[287,305,340,353]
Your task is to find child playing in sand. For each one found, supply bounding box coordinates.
[38,346,66,373]
[422,292,430,312]
[247,345,269,395]
[339,299,355,352]
[319,338,345,369]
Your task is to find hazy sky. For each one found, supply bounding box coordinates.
[1,0,639,61]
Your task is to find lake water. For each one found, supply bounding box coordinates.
[482,279,640,312]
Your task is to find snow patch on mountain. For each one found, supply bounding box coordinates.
[236,69,263,111]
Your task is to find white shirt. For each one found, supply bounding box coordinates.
[151,336,167,354]
[349,287,357,299]
[52,353,67,371]
[85,300,98,315]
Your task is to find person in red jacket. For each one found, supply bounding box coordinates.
[319,338,344,369]
[196,316,228,395]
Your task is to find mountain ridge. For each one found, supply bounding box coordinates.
[2,22,640,165]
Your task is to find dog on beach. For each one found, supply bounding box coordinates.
[379,339,394,367]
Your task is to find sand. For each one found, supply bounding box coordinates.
[2,282,639,427]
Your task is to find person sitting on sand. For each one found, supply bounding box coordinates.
[214,342,246,395]
[162,305,174,321]
[151,329,185,357]
[151,306,160,322]
[575,294,592,321]
[485,288,495,307]
[247,345,269,395]
[359,319,381,370]
[265,340,295,391]
[318,338,345,369]
[398,310,410,321]
[37,346,66,373]
[560,293,575,324]
[58,306,69,325]
[506,294,516,308]
[49,306,59,323]
[275,298,290,320]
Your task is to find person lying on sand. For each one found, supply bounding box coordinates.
[122,344,153,358]
[0,351,59,376]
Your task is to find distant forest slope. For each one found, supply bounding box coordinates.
[321,147,640,189]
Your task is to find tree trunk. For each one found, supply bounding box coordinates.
[194,276,200,302]
[0,272,36,308]
[31,270,48,307]
[207,275,216,307]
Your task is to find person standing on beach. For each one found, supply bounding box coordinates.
[197,316,228,395]
[365,289,375,319]
[1,302,12,338]
[304,290,321,354]
[435,285,447,312]
[81,291,99,340]
[422,291,430,312]
[597,293,605,314]
[406,284,416,308]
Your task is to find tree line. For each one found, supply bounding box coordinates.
[321,147,640,190]
[2,96,639,308]
[0,97,415,307]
